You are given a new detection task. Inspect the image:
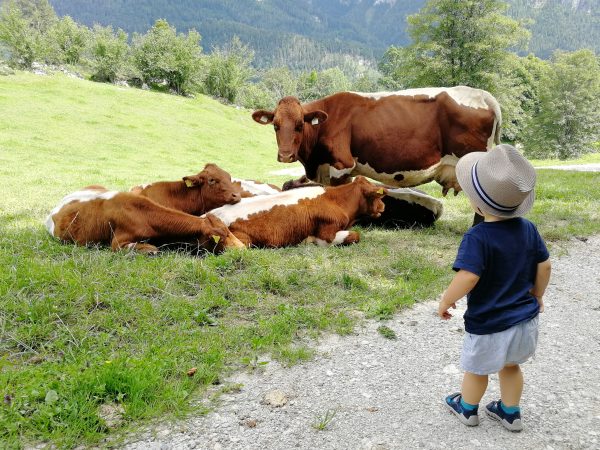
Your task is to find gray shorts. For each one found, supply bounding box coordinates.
[460,316,539,375]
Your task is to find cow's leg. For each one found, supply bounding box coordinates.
[435,155,461,196]
[111,238,160,255]
[329,159,356,186]
[227,230,252,248]
[312,223,359,246]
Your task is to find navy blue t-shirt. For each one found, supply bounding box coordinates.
[453,217,549,335]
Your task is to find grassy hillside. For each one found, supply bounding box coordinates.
[1,73,599,448]
[0,72,290,224]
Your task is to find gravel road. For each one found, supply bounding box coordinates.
[125,236,600,450]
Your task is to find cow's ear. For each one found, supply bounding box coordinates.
[304,110,328,126]
[369,186,388,198]
[252,110,274,125]
[183,175,203,188]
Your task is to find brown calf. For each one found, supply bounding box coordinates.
[45,187,244,254]
[206,176,387,248]
[130,163,242,215]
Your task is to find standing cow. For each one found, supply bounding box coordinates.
[252,86,501,197]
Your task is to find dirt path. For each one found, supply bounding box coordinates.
[125,236,600,450]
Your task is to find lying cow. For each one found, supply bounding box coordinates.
[283,176,443,229]
[205,176,387,248]
[45,187,244,254]
[129,163,242,215]
[252,86,501,196]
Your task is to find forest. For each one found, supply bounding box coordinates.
[46,0,600,68]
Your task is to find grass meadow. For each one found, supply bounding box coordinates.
[1,72,599,448]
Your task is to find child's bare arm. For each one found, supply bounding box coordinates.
[530,258,551,312]
[438,270,480,320]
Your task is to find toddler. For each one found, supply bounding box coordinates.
[438,144,552,431]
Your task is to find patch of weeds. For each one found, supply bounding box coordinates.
[218,383,243,394]
[312,409,337,431]
[275,345,315,367]
[259,272,288,295]
[240,355,270,372]
[339,273,368,291]
[377,325,397,340]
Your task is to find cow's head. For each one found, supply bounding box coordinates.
[182,163,242,210]
[197,214,246,253]
[252,97,328,163]
[355,176,387,218]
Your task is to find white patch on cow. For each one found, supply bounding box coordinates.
[232,178,280,196]
[205,186,325,226]
[385,188,444,219]
[353,86,486,109]
[354,154,459,189]
[45,189,118,237]
[332,230,350,245]
[329,162,356,180]
[310,231,350,247]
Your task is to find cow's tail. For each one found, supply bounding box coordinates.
[484,91,502,147]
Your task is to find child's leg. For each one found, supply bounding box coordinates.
[462,372,489,405]
[498,364,523,407]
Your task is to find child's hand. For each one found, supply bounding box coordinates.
[530,289,545,313]
[536,296,545,313]
[438,291,456,320]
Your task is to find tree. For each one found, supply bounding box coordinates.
[132,19,203,95]
[202,36,254,103]
[46,15,89,65]
[0,0,56,67]
[395,0,530,90]
[87,24,132,83]
[522,50,600,160]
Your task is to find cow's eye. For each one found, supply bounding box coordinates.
[208,178,216,185]
[295,124,303,132]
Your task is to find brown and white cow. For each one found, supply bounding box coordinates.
[204,176,387,248]
[45,187,245,254]
[129,163,242,215]
[252,86,501,196]
[282,176,444,229]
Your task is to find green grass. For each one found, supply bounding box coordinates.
[530,152,600,167]
[1,72,599,448]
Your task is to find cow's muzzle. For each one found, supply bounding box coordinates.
[278,153,296,163]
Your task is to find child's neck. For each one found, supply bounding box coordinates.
[482,212,511,222]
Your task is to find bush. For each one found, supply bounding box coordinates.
[46,16,89,65]
[0,0,52,68]
[202,36,254,103]
[297,67,350,101]
[237,83,272,109]
[132,19,203,95]
[522,49,600,159]
[87,25,132,83]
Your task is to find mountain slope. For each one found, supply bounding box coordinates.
[48,0,600,66]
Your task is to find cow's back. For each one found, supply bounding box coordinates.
[46,189,118,244]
